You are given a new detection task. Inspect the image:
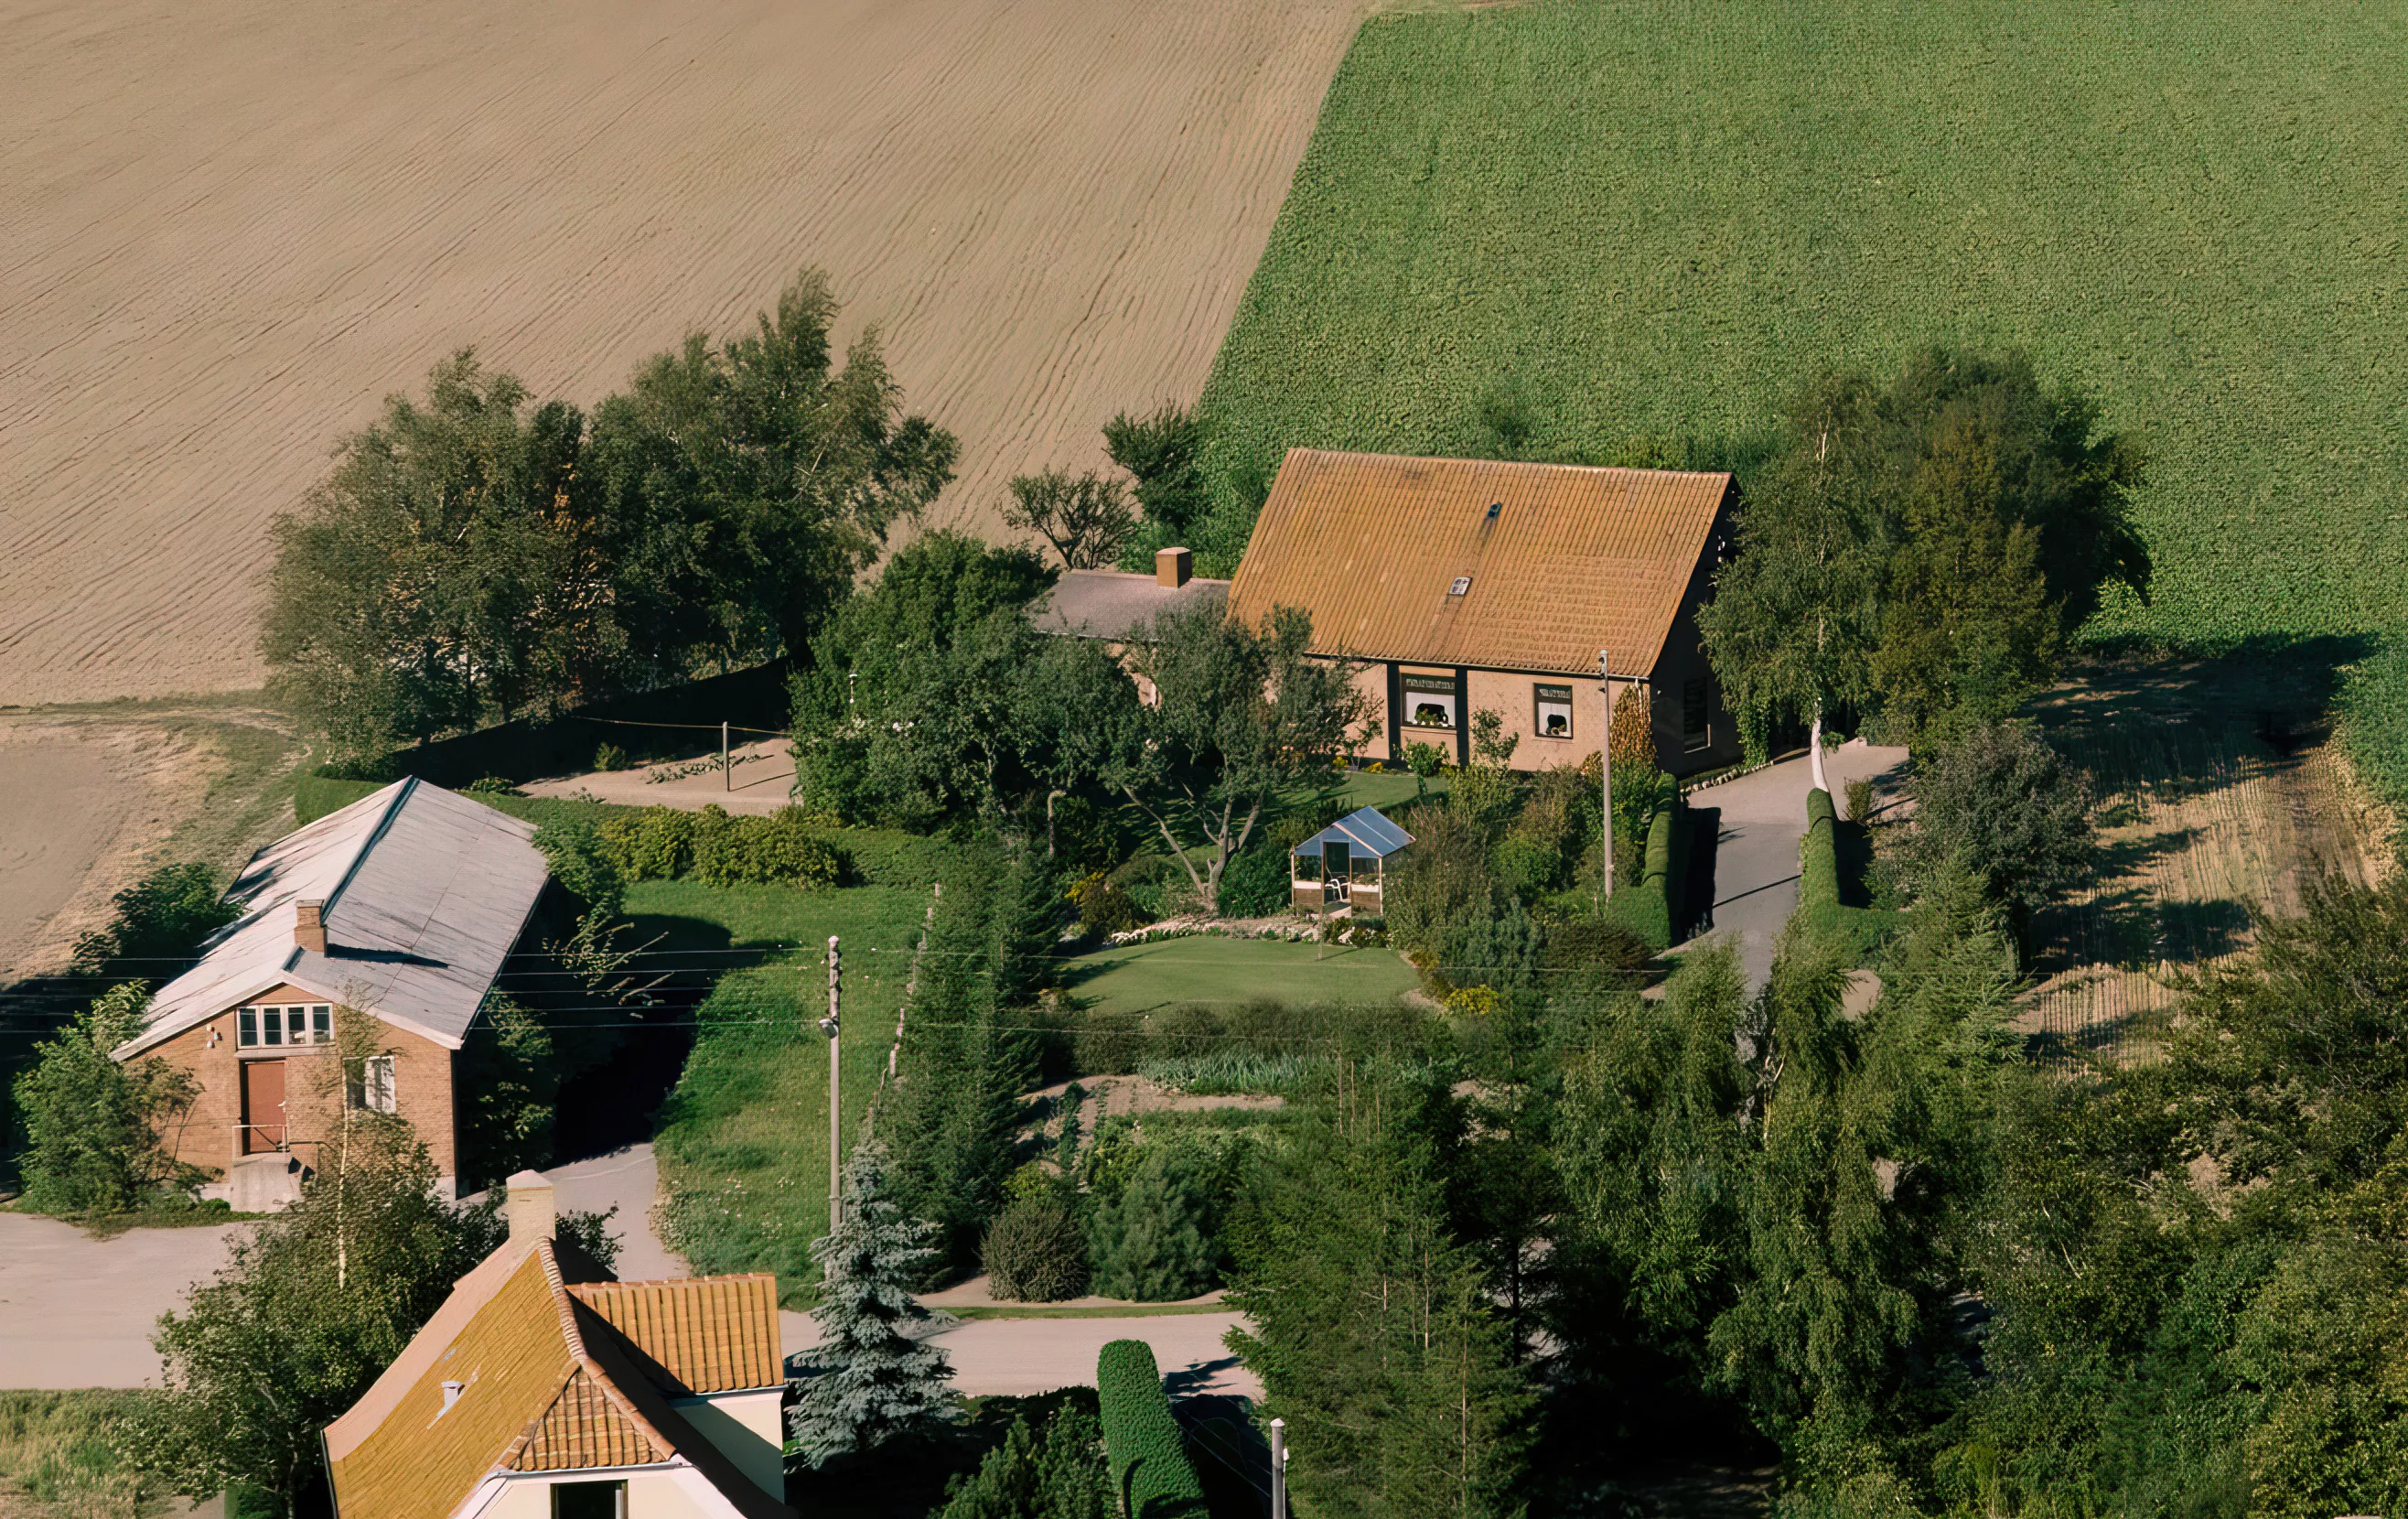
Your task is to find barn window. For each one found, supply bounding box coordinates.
[1402,673,1459,730]
[238,1008,258,1047]
[348,1056,396,1115]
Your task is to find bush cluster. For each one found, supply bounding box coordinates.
[1095,1340,1207,1519]
[592,805,848,890]
[983,1191,1091,1303]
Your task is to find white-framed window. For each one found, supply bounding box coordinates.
[1402,673,1459,730]
[238,1004,333,1049]
[1534,684,1574,739]
[552,1481,626,1519]
[347,1055,396,1115]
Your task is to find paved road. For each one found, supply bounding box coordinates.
[0,1213,242,1388]
[1683,744,1908,992]
[782,1309,1260,1400]
[2,1142,1255,1403]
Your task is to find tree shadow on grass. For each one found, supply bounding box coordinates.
[546,911,733,1164]
[2035,632,2374,801]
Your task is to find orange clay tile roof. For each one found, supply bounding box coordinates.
[568,1277,783,1396]
[323,1237,788,1519]
[1225,449,1734,678]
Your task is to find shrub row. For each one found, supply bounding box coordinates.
[1096,1339,1207,1519]
[592,805,847,889]
[1598,803,1685,951]
[1801,788,1903,960]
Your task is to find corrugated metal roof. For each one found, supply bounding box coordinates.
[116,777,550,1056]
[1225,449,1733,676]
[1030,568,1230,641]
[325,1237,792,1519]
[1294,807,1414,860]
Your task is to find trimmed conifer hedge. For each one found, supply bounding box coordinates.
[1801,787,1901,959]
[1600,803,1685,951]
[1095,1339,1206,1519]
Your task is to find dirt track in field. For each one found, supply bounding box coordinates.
[0,0,1360,705]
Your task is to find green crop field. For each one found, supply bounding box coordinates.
[1190,0,2408,653]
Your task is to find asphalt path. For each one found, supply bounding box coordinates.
[1682,744,1908,993]
[1,1144,1256,1400]
[0,1212,241,1387]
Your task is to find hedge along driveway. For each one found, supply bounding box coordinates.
[1682,745,1907,992]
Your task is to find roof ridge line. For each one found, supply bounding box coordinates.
[319,775,420,920]
[536,1240,680,1460]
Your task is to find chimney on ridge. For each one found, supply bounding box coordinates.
[506,1170,555,1245]
[295,900,327,953]
[1156,546,1193,589]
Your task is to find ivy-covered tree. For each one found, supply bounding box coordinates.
[792,1140,956,1465]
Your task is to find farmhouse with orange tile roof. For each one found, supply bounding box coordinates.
[1225,448,1743,774]
[322,1172,792,1519]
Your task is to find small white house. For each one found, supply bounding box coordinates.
[323,1174,790,1519]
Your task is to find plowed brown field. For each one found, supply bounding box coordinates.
[0,0,1359,705]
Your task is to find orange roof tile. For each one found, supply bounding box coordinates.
[569,1276,782,1396]
[1224,449,1733,677]
[324,1240,791,1519]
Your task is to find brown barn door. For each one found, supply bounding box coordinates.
[242,1059,286,1153]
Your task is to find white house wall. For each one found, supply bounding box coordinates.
[456,1463,743,1519]
[671,1388,785,1498]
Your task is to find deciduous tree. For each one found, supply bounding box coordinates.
[1005,469,1134,569]
[1107,602,1371,913]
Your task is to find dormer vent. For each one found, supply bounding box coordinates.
[440,1380,464,1414]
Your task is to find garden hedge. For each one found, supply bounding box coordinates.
[1801,788,1902,961]
[1096,1339,1206,1519]
[1600,803,1685,952]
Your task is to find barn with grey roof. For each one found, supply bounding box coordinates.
[117,777,552,1203]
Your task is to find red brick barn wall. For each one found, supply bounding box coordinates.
[142,987,460,1187]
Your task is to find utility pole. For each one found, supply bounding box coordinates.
[722,720,731,792]
[819,936,841,1229]
[1597,649,1615,901]
[1269,1418,1287,1519]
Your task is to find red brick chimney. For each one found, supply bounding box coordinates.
[295,900,327,953]
[1156,546,1192,588]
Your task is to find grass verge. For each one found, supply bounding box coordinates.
[644,867,945,1298]
[0,1390,167,1519]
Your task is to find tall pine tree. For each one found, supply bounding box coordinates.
[1227,1061,1533,1519]
[792,1140,955,1464]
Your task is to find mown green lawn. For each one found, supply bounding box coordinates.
[639,866,944,1296]
[1191,0,2408,654]
[1061,935,1420,1021]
